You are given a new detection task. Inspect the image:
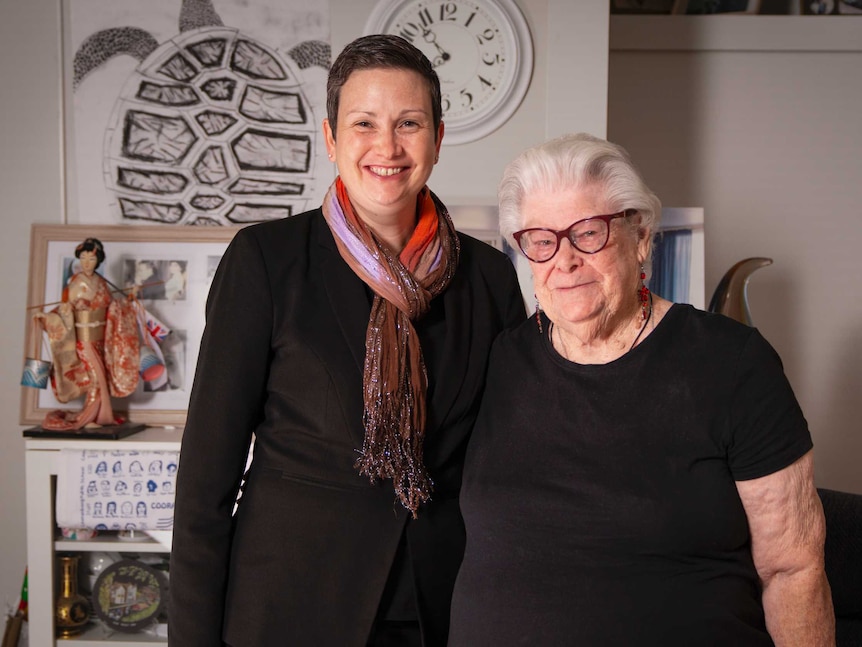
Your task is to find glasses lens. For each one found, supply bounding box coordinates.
[519,230,558,262]
[569,218,609,253]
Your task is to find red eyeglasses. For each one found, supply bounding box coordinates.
[513,209,636,263]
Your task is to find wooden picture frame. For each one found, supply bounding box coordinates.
[801,0,839,13]
[21,223,241,427]
[683,0,762,13]
[837,0,862,13]
[611,0,688,14]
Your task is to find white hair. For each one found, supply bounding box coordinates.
[498,132,662,276]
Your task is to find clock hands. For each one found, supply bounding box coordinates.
[421,26,451,67]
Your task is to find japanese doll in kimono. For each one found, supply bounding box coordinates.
[34,237,139,430]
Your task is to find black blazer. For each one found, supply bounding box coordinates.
[169,209,525,647]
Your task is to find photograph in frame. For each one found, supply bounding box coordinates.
[21,224,240,427]
[649,207,706,309]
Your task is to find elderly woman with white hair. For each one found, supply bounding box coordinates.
[448,133,834,646]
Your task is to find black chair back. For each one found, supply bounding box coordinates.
[818,488,862,646]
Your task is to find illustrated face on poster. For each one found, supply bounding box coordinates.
[65,0,333,226]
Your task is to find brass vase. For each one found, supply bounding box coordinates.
[55,555,91,637]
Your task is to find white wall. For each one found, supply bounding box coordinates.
[0,0,64,612]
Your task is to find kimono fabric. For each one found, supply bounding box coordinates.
[41,272,138,430]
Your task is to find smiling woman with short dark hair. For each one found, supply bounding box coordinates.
[168,34,525,647]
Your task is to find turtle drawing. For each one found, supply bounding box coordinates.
[73,0,330,226]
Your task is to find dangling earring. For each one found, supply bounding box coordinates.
[534,296,543,333]
[639,265,650,321]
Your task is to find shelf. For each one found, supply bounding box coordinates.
[55,533,170,553]
[58,622,167,645]
[610,15,862,52]
[24,425,182,451]
[26,431,179,646]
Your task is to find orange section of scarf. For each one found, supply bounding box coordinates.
[335,177,438,271]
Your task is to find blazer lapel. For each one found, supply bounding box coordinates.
[316,216,370,373]
[316,217,373,449]
[425,271,472,454]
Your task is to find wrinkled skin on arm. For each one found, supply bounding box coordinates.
[736,450,835,646]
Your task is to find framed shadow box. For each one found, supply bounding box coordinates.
[21,223,240,427]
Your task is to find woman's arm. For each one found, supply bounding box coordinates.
[736,450,835,646]
[169,229,272,646]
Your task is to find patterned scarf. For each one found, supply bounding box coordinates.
[322,177,460,516]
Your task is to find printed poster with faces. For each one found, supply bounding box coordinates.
[57,449,179,532]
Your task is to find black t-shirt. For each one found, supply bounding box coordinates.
[449,304,812,646]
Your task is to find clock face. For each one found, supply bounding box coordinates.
[365,0,533,145]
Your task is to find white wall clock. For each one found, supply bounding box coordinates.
[365,0,534,145]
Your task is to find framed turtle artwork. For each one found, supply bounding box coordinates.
[62,0,333,227]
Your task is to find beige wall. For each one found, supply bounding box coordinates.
[608,44,862,495]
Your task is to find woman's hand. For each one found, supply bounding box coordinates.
[736,450,836,646]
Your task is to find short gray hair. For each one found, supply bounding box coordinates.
[498,132,662,275]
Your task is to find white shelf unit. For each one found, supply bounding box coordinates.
[51,625,169,646]
[25,426,182,646]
